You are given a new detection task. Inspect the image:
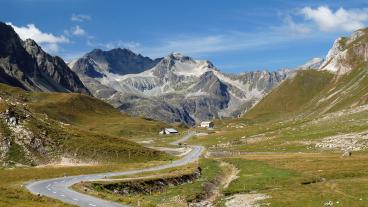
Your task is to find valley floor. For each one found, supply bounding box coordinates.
[3,103,368,207]
[70,103,368,207]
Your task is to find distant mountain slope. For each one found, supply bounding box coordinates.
[244,28,368,123]
[0,84,169,166]
[69,48,161,77]
[71,52,288,126]
[244,70,334,122]
[0,22,90,94]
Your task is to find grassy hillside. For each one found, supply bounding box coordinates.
[0,84,171,166]
[189,65,368,153]
[27,91,169,138]
[241,27,368,124]
[244,70,334,122]
[240,63,368,124]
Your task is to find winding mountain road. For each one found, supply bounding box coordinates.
[26,133,203,207]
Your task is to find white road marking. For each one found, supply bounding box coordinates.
[88,204,96,207]
[73,198,79,201]
[60,194,65,197]
[52,191,57,194]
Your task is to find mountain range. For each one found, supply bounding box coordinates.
[69,50,290,126]
[3,20,367,128]
[2,19,368,165]
[0,21,329,127]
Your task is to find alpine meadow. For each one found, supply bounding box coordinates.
[1,1,368,207]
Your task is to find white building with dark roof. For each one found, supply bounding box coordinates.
[200,121,214,128]
[159,128,178,135]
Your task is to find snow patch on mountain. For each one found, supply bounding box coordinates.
[70,49,289,125]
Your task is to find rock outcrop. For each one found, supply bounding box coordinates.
[319,28,368,75]
[0,22,90,94]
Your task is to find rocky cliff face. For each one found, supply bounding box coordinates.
[319,28,368,75]
[71,51,288,126]
[0,22,90,94]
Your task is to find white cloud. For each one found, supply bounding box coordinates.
[71,14,91,22]
[7,22,69,53]
[72,25,86,36]
[283,16,311,34]
[300,6,368,32]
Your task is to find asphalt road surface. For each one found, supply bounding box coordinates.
[170,131,196,145]
[26,133,203,207]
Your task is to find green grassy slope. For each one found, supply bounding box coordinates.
[197,29,368,154]
[243,64,368,124]
[242,28,368,124]
[27,92,170,138]
[0,84,171,166]
[244,70,334,122]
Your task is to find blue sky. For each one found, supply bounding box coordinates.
[2,0,368,73]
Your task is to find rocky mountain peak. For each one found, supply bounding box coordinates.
[87,48,138,59]
[71,48,159,75]
[166,52,193,62]
[0,22,22,54]
[23,38,38,47]
[319,28,368,75]
[70,49,288,125]
[23,38,45,57]
[0,23,36,75]
[0,21,90,94]
[151,53,218,79]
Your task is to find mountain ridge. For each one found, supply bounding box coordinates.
[0,22,90,94]
[70,51,288,125]
[243,28,368,123]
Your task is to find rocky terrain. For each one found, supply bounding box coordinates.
[315,131,368,152]
[0,22,90,94]
[71,51,289,126]
[319,28,368,75]
[0,89,64,166]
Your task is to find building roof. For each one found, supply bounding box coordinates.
[201,121,213,124]
[165,128,178,133]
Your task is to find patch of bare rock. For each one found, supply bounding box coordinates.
[225,193,271,207]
